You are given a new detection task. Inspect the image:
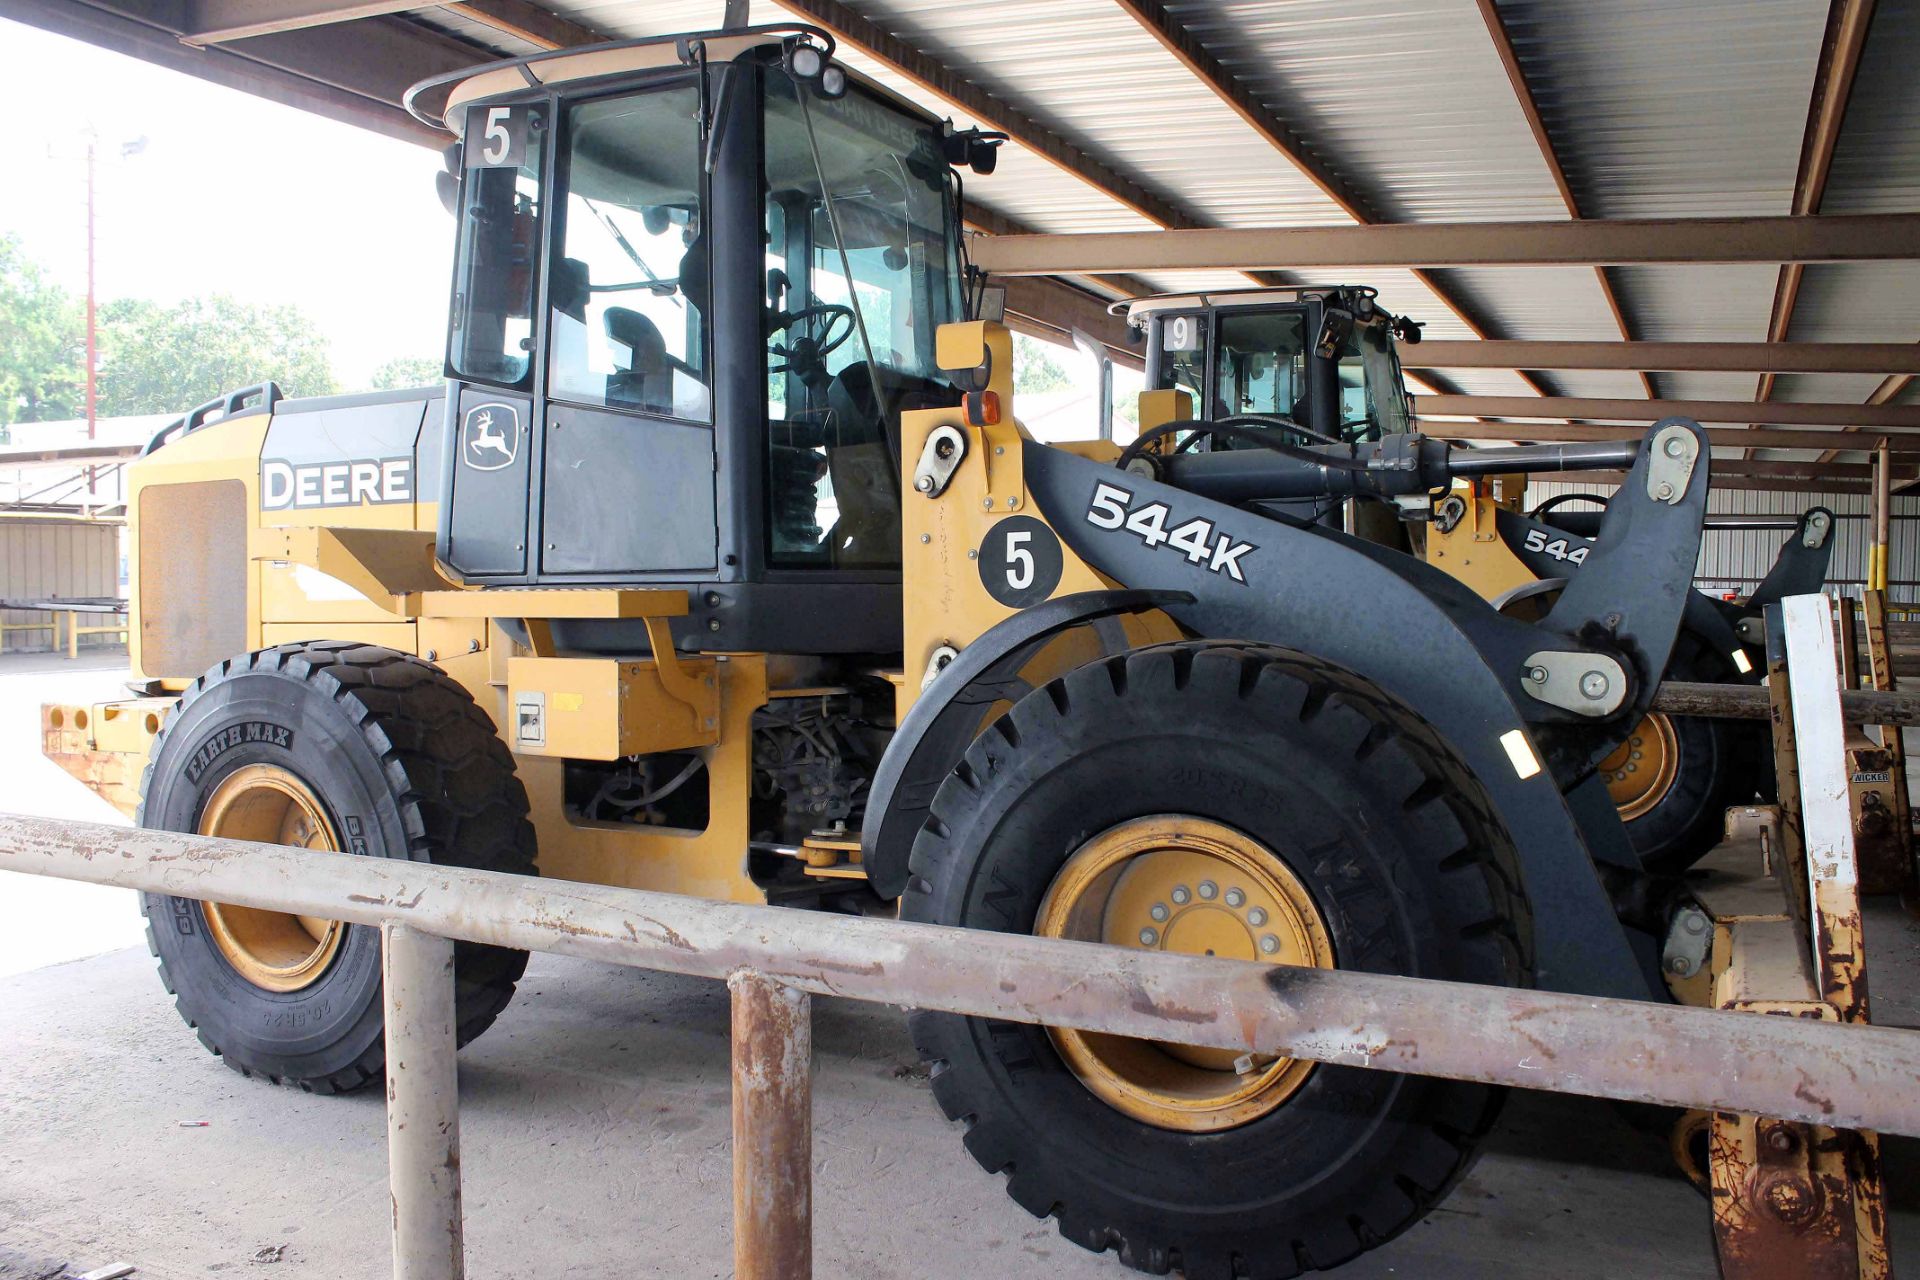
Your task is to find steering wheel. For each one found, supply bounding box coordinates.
[769,302,856,376]
[1337,416,1377,443]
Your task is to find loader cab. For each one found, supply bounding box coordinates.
[1130,287,1416,447]
[431,33,967,653]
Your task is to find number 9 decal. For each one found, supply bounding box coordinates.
[978,515,1064,608]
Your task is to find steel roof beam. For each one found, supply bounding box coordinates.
[1816,368,1920,463]
[968,213,1920,275]
[1538,464,1904,494]
[1473,0,1652,398]
[1105,0,1553,398]
[997,277,1143,369]
[1416,421,1920,454]
[441,0,600,52]
[176,0,427,45]
[1,0,451,144]
[1410,341,1920,375]
[1419,395,1920,429]
[1757,0,1879,406]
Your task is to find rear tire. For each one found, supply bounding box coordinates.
[903,642,1531,1278]
[137,642,536,1093]
[1622,636,1756,874]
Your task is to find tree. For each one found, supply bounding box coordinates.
[1012,332,1075,396]
[0,234,85,427]
[368,355,445,391]
[96,294,337,415]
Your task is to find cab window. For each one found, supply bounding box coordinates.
[1152,311,1206,413]
[1214,310,1308,421]
[547,84,711,421]
[449,102,547,385]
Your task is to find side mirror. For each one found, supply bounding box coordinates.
[1314,307,1355,360]
[940,125,1008,174]
[975,284,1007,325]
[436,140,462,217]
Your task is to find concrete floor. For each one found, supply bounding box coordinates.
[0,649,1916,1279]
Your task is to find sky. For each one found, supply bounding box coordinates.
[0,18,453,388]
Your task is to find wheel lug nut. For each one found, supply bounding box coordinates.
[1198,881,1217,901]
[1171,886,1191,905]
[1138,927,1159,946]
[1247,908,1268,927]
[1259,934,1280,955]
[1224,888,1245,908]
[1150,903,1169,922]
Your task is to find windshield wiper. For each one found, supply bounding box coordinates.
[582,197,681,304]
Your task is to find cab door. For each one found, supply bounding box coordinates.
[535,80,717,578]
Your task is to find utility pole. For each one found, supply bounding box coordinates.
[85,134,97,444]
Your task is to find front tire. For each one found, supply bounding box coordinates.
[137,642,536,1093]
[903,643,1531,1278]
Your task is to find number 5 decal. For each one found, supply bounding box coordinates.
[979,516,1063,608]
[1005,529,1035,591]
[469,105,526,169]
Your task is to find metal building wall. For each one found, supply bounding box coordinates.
[1525,480,1920,603]
[0,519,123,653]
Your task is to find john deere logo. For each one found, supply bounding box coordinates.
[461,402,520,471]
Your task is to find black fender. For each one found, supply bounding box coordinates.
[1018,426,1713,999]
[861,589,1193,901]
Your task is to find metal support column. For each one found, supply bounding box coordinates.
[383,923,464,1280]
[730,969,812,1280]
[1710,595,1888,1279]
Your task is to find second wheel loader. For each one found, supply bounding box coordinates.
[1123,285,1836,872]
[45,24,1729,1279]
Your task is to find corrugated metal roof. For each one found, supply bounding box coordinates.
[512,0,1917,448]
[1161,0,1569,225]
[1821,0,1920,216]
[1495,0,1827,220]
[414,7,550,58]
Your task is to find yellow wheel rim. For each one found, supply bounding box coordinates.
[1600,712,1680,821]
[1034,815,1335,1133]
[197,764,345,993]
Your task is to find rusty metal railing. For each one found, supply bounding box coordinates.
[3,811,1918,1278]
[3,601,1918,1277]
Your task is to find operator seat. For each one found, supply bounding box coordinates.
[604,308,672,416]
[821,362,961,566]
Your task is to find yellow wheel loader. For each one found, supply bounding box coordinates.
[1122,285,1836,873]
[44,26,1723,1279]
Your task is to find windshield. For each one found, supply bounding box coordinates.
[762,67,964,568]
[1215,309,1308,421]
[1151,302,1411,444]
